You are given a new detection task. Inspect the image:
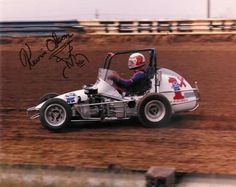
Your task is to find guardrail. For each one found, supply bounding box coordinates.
[79,19,236,35]
[1,19,236,36]
[0,20,84,36]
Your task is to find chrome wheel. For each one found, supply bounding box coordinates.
[44,104,66,127]
[144,100,166,122]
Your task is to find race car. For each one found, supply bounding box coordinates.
[27,48,200,131]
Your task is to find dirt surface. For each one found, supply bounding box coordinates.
[1,33,236,175]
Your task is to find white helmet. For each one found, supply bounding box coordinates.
[128,53,145,69]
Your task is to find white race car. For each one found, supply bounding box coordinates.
[27,48,200,131]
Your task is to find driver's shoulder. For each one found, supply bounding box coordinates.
[133,70,146,78]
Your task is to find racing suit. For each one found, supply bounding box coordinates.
[111,70,147,94]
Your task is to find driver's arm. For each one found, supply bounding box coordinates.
[112,77,133,89]
[112,71,145,89]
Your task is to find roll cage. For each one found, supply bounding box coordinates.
[103,48,158,93]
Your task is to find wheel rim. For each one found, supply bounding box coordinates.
[144,100,166,122]
[44,104,67,127]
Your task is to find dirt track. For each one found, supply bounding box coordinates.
[1,34,236,174]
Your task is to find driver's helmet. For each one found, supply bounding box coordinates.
[128,53,145,70]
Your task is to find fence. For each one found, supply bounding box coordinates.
[0,20,84,36]
[79,19,236,35]
[1,19,236,36]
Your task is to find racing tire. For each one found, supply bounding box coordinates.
[39,93,59,104]
[137,93,172,127]
[39,98,72,131]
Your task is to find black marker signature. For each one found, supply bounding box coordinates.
[48,39,89,78]
[19,32,89,78]
[19,43,47,70]
[46,32,73,52]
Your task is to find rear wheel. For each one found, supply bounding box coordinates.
[138,94,172,127]
[39,98,72,131]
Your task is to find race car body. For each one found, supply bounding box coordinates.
[27,48,199,131]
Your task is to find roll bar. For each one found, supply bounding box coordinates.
[103,48,157,70]
[103,48,158,93]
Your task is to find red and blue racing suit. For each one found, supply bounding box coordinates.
[112,70,146,94]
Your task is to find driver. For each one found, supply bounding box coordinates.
[108,53,147,94]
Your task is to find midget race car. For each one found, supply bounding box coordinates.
[27,48,200,131]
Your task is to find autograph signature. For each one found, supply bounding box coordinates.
[19,44,47,70]
[19,32,89,78]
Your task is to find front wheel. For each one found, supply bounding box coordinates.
[39,93,59,104]
[39,98,72,131]
[138,94,172,127]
